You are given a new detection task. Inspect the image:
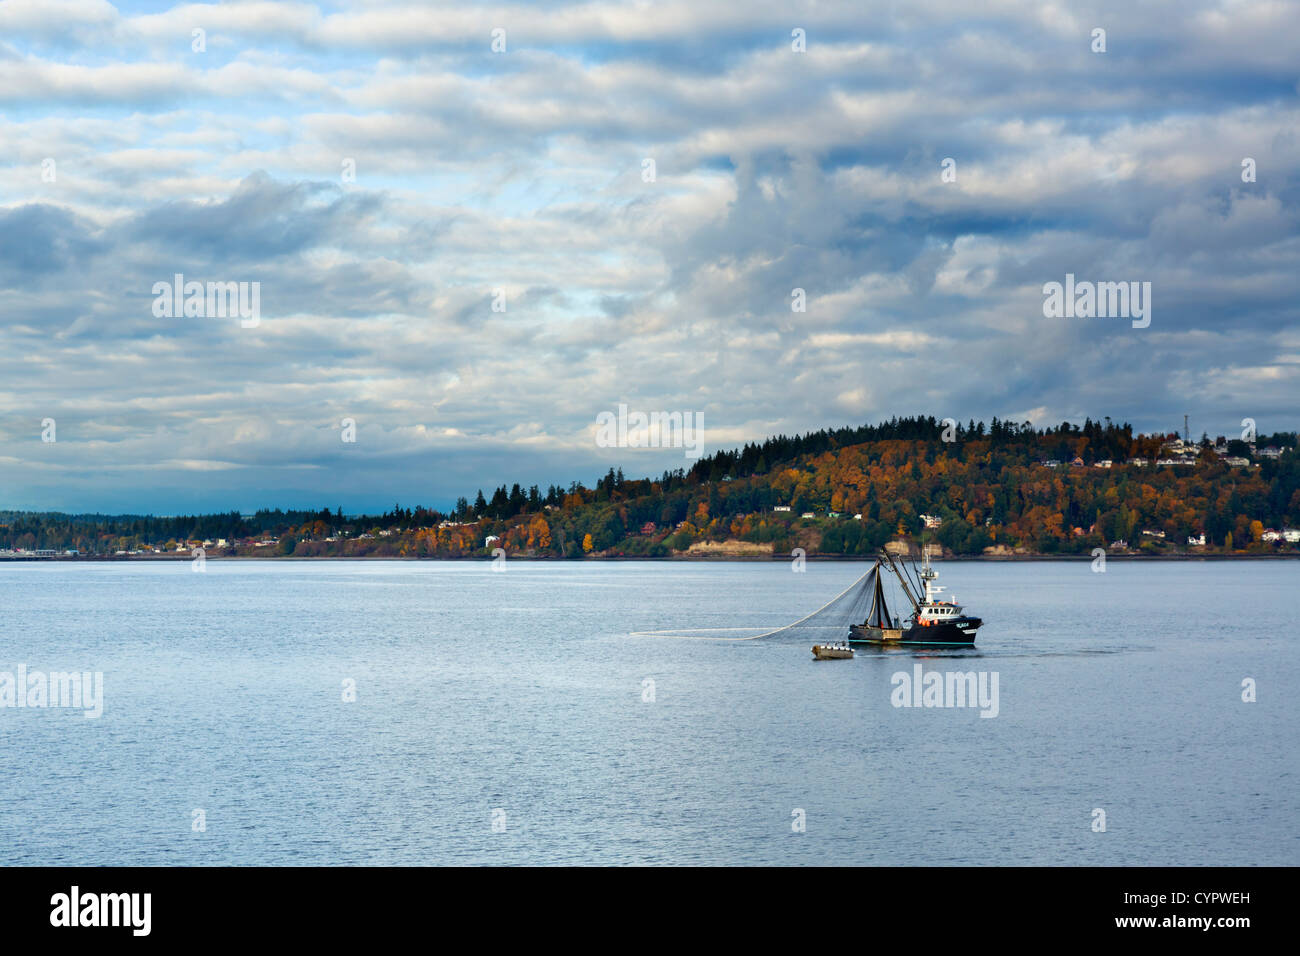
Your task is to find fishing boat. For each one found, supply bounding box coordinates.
[849,547,983,646]
[812,642,854,660]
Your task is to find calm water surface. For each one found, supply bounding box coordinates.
[1,559,1295,865]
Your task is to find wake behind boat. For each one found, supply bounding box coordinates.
[848,548,983,646]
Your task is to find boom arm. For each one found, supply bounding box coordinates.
[879,550,921,614]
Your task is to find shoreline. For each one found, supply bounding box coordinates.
[3,552,1299,563]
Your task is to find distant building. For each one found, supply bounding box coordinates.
[1259,528,1300,544]
[484,535,500,547]
[1095,459,1113,469]
[640,522,656,535]
[1187,533,1206,546]
[773,505,791,512]
[920,514,943,529]
[1128,458,1147,467]
[801,512,815,519]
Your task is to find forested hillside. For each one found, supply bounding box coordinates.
[4,417,1297,558]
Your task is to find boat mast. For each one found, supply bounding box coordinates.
[918,546,938,604]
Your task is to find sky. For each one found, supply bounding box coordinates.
[0,0,1297,514]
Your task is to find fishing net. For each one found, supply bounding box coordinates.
[630,565,890,642]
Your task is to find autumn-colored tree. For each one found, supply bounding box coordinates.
[529,516,551,549]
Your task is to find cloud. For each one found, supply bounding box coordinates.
[0,0,1297,512]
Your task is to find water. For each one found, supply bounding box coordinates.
[0,559,1295,865]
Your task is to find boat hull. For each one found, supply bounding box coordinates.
[849,617,981,646]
